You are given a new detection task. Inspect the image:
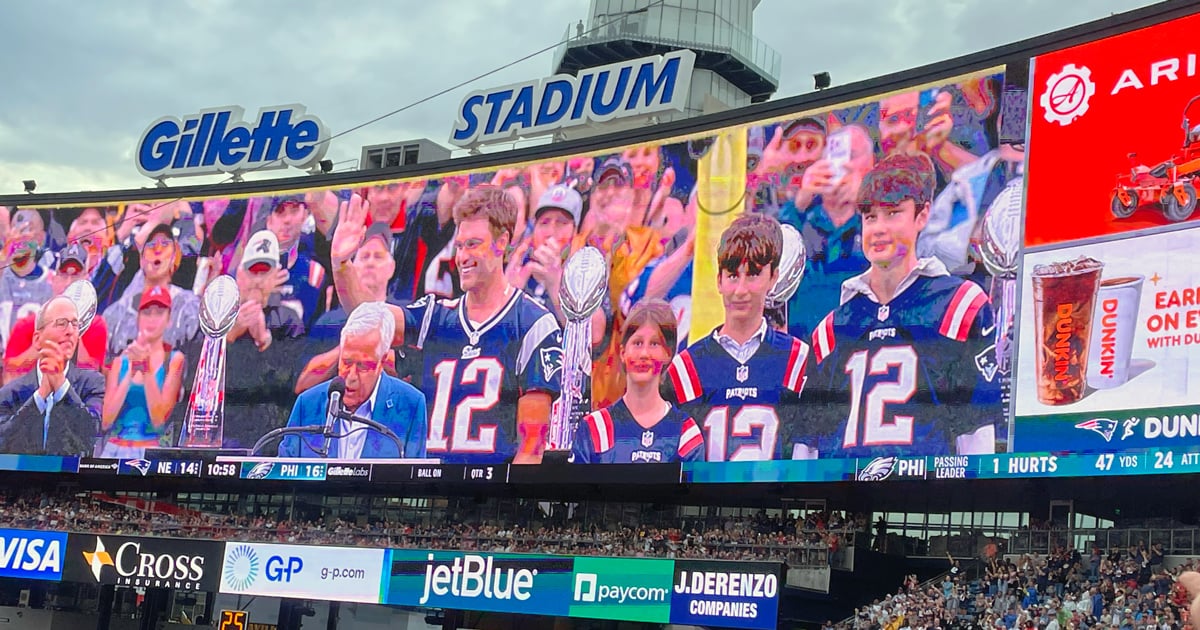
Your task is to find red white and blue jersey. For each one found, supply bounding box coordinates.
[808,258,1002,458]
[404,289,562,464]
[571,399,704,464]
[667,325,810,461]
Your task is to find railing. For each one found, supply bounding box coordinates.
[552,9,781,86]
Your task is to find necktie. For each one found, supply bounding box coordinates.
[43,389,55,450]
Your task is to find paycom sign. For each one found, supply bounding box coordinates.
[570,557,672,623]
[383,550,574,616]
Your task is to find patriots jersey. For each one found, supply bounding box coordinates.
[667,327,810,461]
[571,399,704,464]
[808,260,1002,458]
[405,289,563,464]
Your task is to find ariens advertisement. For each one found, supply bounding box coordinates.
[1,8,1199,486]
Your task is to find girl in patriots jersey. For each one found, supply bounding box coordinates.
[573,299,704,464]
[806,154,1003,459]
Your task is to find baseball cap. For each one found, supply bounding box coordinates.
[242,229,281,272]
[362,222,392,249]
[783,116,826,138]
[535,185,583,228]
[138,285,172,311]
[270,194,307,212]
[58,243,87,273]
[595,156,632,187]
[141,222,177,246]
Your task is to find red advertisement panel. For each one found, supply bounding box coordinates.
[1026,11,1200,246]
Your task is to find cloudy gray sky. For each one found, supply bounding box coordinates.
[0,0,1159,195]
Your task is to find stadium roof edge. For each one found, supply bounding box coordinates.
[4,0,1197,206]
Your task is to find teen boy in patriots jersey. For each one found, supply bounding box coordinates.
[332,186,562,465]
[667,214,811,462]
[806,154,1002,458]
[573,299,704,464]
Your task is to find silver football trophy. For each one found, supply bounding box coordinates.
[180,275,240,448]
[548,246,608,451]
[765,223,808,321]
[63,280,98,335]
[977,176,1024,409]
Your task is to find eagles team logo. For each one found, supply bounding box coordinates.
[1040,63,1096,126]
[856,456,897,481]
[1075,418,1117,442]
[245,462,274,479]
[641,430,655,448]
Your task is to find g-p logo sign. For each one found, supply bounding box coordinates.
[265,556,303,582]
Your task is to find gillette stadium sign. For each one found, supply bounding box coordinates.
[136,104,330,179]
[449,50,695,147]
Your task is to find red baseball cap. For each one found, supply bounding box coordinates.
[138,285,172,311]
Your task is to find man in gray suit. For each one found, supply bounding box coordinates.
[0,296,104,456]
[278,302,427,459]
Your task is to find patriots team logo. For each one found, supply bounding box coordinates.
[540,347,563,381]
[974,344,999,383]
[857,456,897,481]
[245,462,274,479]
[125,459,152,476]
[641,430,655,448]
[1075,418,1117,442]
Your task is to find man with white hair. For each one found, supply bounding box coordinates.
[278,302,426,459]
[0,295,104,455]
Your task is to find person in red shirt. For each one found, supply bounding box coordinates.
[3,243,108,383]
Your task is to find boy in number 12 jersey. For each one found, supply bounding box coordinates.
[667,214,811,461]
[806,154,1002,458]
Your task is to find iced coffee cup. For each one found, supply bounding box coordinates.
[1031,257,1104,405]
[1086,275,1144,390]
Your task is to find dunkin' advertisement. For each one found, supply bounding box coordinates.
[1025,11,1200,247]
[1013,226,1200,452]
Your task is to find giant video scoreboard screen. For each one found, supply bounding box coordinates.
[1,9,1199,485]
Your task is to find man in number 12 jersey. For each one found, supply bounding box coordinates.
[334,186,563,464]
[807,154,1002,458]
[667,214,811,461]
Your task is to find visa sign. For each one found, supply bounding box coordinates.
[136,104,329,178]
[0,529,66,581]
[449,50,695,147]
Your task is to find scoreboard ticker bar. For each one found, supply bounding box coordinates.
[9,448,1200,484]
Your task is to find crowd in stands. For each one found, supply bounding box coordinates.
[838,545,1197,630]
[0,490,857,566]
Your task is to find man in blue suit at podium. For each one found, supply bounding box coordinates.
[278,302,427,459]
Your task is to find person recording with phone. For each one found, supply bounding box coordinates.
[278,302,426,460]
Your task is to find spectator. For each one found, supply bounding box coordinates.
[99,286,185,458]
[5,245,109,382]
[0,296,104,456]
[101,222,200,364]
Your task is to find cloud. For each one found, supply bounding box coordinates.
[0,0,1159,194]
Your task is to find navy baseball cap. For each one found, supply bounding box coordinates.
[595,156,632,186]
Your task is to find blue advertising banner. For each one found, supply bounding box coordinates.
[669,559,781,630]
[383,550,574,616]
[0,529,67,582]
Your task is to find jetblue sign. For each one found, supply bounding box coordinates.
[0,529,66,581]
[449,50,695,148]
[136,104,329,179]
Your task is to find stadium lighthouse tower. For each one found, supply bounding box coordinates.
[551,0,781,141]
